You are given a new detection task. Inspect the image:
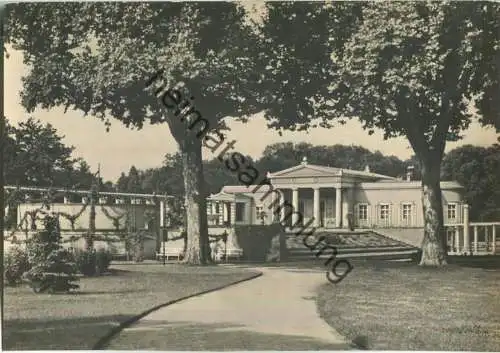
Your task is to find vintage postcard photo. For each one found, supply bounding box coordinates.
[2,1,499,351]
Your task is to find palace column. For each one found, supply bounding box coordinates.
[292,187,299,226]
[278,189,286,224]
[335,186,342,228]
[230,201,236,225]
[473,225,479,254]
[210,201,217,225]
[223,202,229,225]
[206,200,212,225]
[463,204,470,253]
[211,201,217,221]
[313,187,321,227]
[218,202,224,225]
[492,225,496,254]
[454,227,460,254]
[268,189,276,223]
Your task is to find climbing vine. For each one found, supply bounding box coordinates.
[100,205,127,230]
[5,179,162,263]
[58,201,89,230]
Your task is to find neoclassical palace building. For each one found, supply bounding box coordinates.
[206,157,465,230]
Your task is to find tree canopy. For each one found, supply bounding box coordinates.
[6,2,265,264]
[4,117,103,189]
[260,2,499,153]
[6,3,261,131]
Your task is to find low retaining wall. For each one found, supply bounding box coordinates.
[164,225,286,262]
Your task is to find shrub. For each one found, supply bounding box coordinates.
[95,248,112,275]
[74,249,97,276]
[24,216,79,293]
[73,248,112,276]
[4,246,30,286]
[233,225,283,262]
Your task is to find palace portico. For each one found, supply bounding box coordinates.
[273,185,352,228]
[207,157,465,231]
[266,157,396,228]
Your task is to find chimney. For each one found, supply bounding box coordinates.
[364,165,370,173]
[406,165,415,181]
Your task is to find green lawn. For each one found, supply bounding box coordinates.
[3,263,261,350]
[316,260,500,351]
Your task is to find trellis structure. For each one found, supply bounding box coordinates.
[4,185,174,258]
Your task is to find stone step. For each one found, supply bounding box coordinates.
[288,245,416,254]
[287,249,419,261]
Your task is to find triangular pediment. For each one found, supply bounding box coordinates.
[208,190,253,201]
[269,163,396,181]
[270,164,340,178]
[207,191,236,201]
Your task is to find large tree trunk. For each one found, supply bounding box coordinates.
[181,138,211,265]
[0,117,4,257]
[1,39,5,256]
[419,156,448,266]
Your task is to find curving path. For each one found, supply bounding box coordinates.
[105,266,351,350]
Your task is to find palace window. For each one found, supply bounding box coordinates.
[358,204,368,220]
[447,203,457,220]
[402,203,412,220]
[379,204,390,220]
[235,202,245,222]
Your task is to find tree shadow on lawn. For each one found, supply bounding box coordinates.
[448,255,500,269]
[105,320,351,351]
[349,257,500,271]
[3,314,132,350]
[106,268,131,275]
[66,289,151,295]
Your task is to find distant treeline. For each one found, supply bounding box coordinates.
[116,142,500,221]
